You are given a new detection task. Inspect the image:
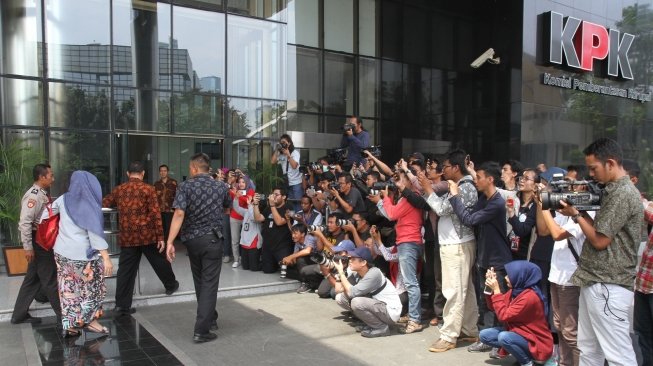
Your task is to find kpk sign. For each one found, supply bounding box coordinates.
[545,11,635,80]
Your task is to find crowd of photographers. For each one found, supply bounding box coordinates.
[214,117,653,366]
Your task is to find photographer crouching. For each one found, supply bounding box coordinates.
[271,134,302,211]
[334,247,402,338]
[555,138,643,365]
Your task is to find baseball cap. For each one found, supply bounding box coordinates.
[409,152,425,162]
[539,167,567,183]
[332,240,356,253]
[319,172,336,182]
[348,247,373,263]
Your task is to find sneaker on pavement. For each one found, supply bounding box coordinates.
[222,256,232,264]
[361,325,391,338]
[458,332,479,343]
[399,320,424,334]
[428,338,456,353]
[396,315,409,324]
[232,261,239,268]
[467,341,493,352]
[489,347,508,359]
[355,324,372,333]
[296,283,312,294]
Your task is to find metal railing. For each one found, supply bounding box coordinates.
[102,207,141,294]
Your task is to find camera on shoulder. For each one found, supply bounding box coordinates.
[539,173,603,211]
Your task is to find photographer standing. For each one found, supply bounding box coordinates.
[340,116,370,169]
[557,138,642,366]
[271,134,302,211]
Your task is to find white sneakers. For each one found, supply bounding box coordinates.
[232,261,239,268]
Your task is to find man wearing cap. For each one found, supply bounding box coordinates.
[317,239,357,299]
[334,247,402,338]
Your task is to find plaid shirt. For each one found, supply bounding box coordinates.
[103,178,164,247]
[636,198,653,293]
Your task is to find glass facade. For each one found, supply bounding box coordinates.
[1,0,652,198]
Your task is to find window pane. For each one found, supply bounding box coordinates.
[324,0,353,53]
[49,131,111,197]
[0,0,43,77]
[285,112,319,133]
[4,128,43,152]
[288,0,318,47]
[45,0,110,82]
[172,7,225,93]
[173,93,223,134]
[359,57,379,118]
[227,98,285,138]
[113,0,171,88]
[227,0,287,22]
[324,52,354,115]
[1,78,42,127]
[227,16,286,99]
[48,83,110,130]
[113,88,171,132]
[288,46,321,112]
[359,0,377,56]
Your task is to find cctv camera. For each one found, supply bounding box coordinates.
[470,48,500,68]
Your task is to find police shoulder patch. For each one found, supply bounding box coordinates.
[31,188,39,194]
[27,199,36,208]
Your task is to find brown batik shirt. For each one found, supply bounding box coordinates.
[103,178,164,247]
[154,177,177,213]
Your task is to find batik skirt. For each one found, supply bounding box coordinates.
[55,253,107,330]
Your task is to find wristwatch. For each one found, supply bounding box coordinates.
[571,212,583,223]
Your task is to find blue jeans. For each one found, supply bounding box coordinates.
[287,183,303,211]
[480,327,532,365]
[397,243,423,322]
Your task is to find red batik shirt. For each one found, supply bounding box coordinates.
[154,177,177,213]
[103,178,164,247]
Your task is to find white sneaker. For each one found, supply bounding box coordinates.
[232,261,239,268]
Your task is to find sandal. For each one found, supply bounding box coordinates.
[429,318,439,326]
[84,323,110,334]
[62,328,81,338]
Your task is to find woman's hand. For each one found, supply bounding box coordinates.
[103,257,113,277]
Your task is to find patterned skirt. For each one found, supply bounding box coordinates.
[55,253,107,330]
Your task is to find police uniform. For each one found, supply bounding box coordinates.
[11,184,62,323]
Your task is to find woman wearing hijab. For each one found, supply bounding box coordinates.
[479,260,553,366]
[47,171,113,337]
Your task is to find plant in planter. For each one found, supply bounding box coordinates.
[0,140,44,247]
[245,161,284,195]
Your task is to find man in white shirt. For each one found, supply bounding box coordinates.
[271,134,302,211]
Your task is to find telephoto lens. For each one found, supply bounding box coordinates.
[279,263,288,278]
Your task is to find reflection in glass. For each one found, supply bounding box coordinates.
[285,112,319,133]
[227,98,285,139]
[173,93,223,134]
[4,129,43,153]
[172,7,225,92]
[49,83,110,129]
[359,58,379,118]
[49,131,111,196]
[1,78,43,126]
[324,0,353,53]
[113,88,171,132]
[113,0,171,88]
[0,0,43,77]
[359,0,377,56]
[45,0,110,82]
[227,0,287,21]
[324,52,354,115]
[288,46,321,112]
[227,16,287,99]
[288,0,318,47]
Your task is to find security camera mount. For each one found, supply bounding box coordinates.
[470,48,500,68]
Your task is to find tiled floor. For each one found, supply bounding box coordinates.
[32,313,182,366]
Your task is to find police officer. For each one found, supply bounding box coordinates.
[11,163,62,324]
[166,153,230,343]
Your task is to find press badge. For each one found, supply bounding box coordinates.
[269,221,274,228]
[519,213,527,222]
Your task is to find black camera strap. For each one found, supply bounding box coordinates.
[369,278,387,297]
[567,238,580,263]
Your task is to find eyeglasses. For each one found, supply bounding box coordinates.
[441,165,453,170]
[519,176,534,182]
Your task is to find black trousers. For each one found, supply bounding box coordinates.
[12,241,61,320]
[241,247,261,271]
[184,233,223,335]
[262,245,293,274]
[115,243,177,309]
[286,257,322,288]
[161,212,173,241]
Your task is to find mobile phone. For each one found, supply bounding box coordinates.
[240,190,247,195]
[506,197,514,207]
[483,285,493,295]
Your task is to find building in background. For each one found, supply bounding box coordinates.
[1,0,652,198]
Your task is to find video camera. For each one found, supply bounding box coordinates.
[540,173,603,211]
[369,181,396,195]
[327,147,347,163]
[362,146,382,158]
[310,251,349,269]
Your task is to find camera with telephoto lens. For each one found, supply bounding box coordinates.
[540,173,603,211]
[334,219,350,227]
[327,147,347,163]
[279,262,287,278]
[369,181,396,196]
[310,251,349,269]
[361,146,382,158]
[309,162,324,171]
[307,225,326,233]
[329,181,341,190]
[343,122,356,131]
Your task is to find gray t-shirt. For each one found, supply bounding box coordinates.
[341,187,366,218]
[571,176,643,290]
[349,267,402,320]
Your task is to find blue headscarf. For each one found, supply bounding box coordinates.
[64,171,105,239]
[505,260,548,317]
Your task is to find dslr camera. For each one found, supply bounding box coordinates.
[310,251,349,269]
[327,147,347,163]
[276,141,289,153]
[343,122,356,132]
[362,146,382,158]
[329,181,341,191]
[369,181,396,195]
[308,225,326,233]
[540,173,603,211]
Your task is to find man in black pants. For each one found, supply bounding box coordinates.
[12,163,61,325]
[103,161,179,316]
[166,153,230,343]
[255,187,293,274]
